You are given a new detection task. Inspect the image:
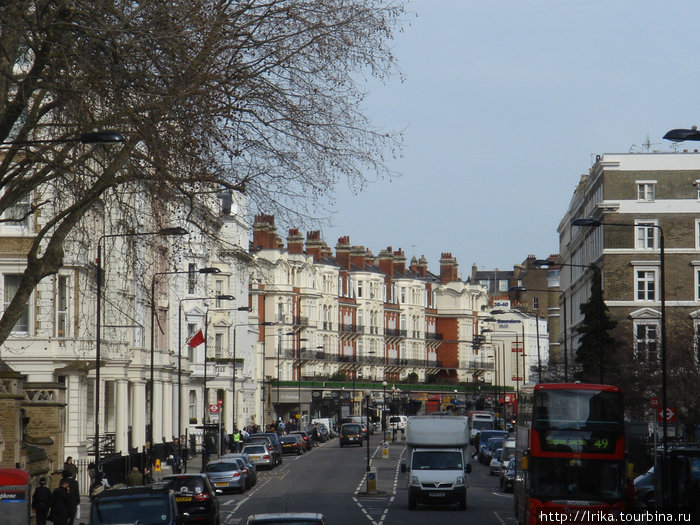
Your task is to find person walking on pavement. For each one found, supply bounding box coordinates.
[168,437,181,473]
[62,457,78,478]
[48,478,73,525]
[32,477,51,525]
[233,428,241,452]
[62,470,80,525]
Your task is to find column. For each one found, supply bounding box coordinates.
[224,389,233,432]
[162,381,173,440]
[153,380,163,443]
[131,380,147,449]
[115,380,129,454]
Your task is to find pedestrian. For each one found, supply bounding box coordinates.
[180,434,188,460]
[233,428,241,452]
[48,478,73,525]
[62,469,80,525]
[32,477,51,525]
[168,437,181,473]
[127,466,144,486]
[62,457,78,478]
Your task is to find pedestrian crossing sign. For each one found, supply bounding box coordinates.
[154,459,161,472]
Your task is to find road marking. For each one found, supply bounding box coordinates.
[352,445,406,525]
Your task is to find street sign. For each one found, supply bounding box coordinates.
[657,407,676,423]
[209,403,220,414]
[650,397,660,408]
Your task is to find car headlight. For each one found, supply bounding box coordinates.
[456,476,465,485]
[411,476,419,486]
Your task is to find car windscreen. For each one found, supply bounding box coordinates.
[165,476,206,493]
[206,462,239,473]
[243,445,266,453]
[92,496,171,524]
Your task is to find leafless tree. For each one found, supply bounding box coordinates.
[0,0,404,345]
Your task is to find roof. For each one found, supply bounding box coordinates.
[93,485,171,500]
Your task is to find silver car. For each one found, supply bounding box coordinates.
[242,443,275,469]
[204,458,246,493]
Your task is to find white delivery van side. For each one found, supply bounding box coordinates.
[401,415,471,510]
[311,418,336,438]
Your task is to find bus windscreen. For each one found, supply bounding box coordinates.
[533,389,622,432]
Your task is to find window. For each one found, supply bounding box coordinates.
[400,287,406,304]
[215,333,223,359]
[188,390,198,423]
[357,280,363,298]
[56,275,69,338]
[4,274,28,332]
[215,280,223,307]
[187,263,196,294]
[635,220,657,250]
[696,219,700,249]
[498,279,509,292]
[3,194,31,227]
[696,269,700,301]
[532,297,539,311]
[635,323,658,362]
[636,270,656,301]
[637,181,656,202]
[187,323,196,362]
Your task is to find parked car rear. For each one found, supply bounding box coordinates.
[242,443,275,469]
[162,473,220,524]
[280,434,305,455]
[204,458,246,493]
[88,486,181,525]
[339,423,363,447]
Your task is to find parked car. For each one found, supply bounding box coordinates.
[489,448,504,476]
[476,430,509,461]
[204,458,246,493]
[315,423,330,442]
[480,436,505,464]
[88,486,182,525]
[634,466,655,509]
[290,431,313,451]
[222,453,257,487]
[162,473,221,525]
[246,513,326,524]
[249,433,282,465]
[280,434,305,455]
[500,457,516,492]
[242,443,275,469]
[339,423,363,447]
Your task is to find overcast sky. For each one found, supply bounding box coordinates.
[320,1,700,277]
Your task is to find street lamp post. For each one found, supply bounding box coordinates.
[481,325,521,399]
[231,320,272,430]
[202,298,235,428]
[533,259,602,383]
[511,285,569,382]
[178,293,232,470]
[150,267,220,448]
[95,226,187,466]
[382,380,388,443]
[573,216,667,507]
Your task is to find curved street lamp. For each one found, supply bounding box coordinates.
[95,226,187,466]
[572,216,668,508]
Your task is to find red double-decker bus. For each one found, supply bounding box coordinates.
[514,383,626,525]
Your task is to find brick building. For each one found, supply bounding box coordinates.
[558,152,700,404]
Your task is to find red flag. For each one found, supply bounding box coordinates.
[187,329,205,348]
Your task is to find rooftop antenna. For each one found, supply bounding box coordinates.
[629,134,660,153]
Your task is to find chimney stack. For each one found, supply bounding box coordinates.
[335,236,351,269]
[287,229,304,254]
[393,248,406,275]
[440,252,459,283]
[378,247,394,277]
[253,214,277,249]
[350,245,367,269]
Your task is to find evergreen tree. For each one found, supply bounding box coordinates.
[575,269,618,383]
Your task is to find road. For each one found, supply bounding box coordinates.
[215,433,518,525]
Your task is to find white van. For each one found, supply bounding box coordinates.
[389,415,408,430]
[311,418,337,438]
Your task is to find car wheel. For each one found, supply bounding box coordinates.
[340,443,344,447]
[408,492,416,510]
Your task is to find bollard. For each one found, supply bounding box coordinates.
[400,429,406,442]
[367,466,377,493]
[382,440,389,458]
